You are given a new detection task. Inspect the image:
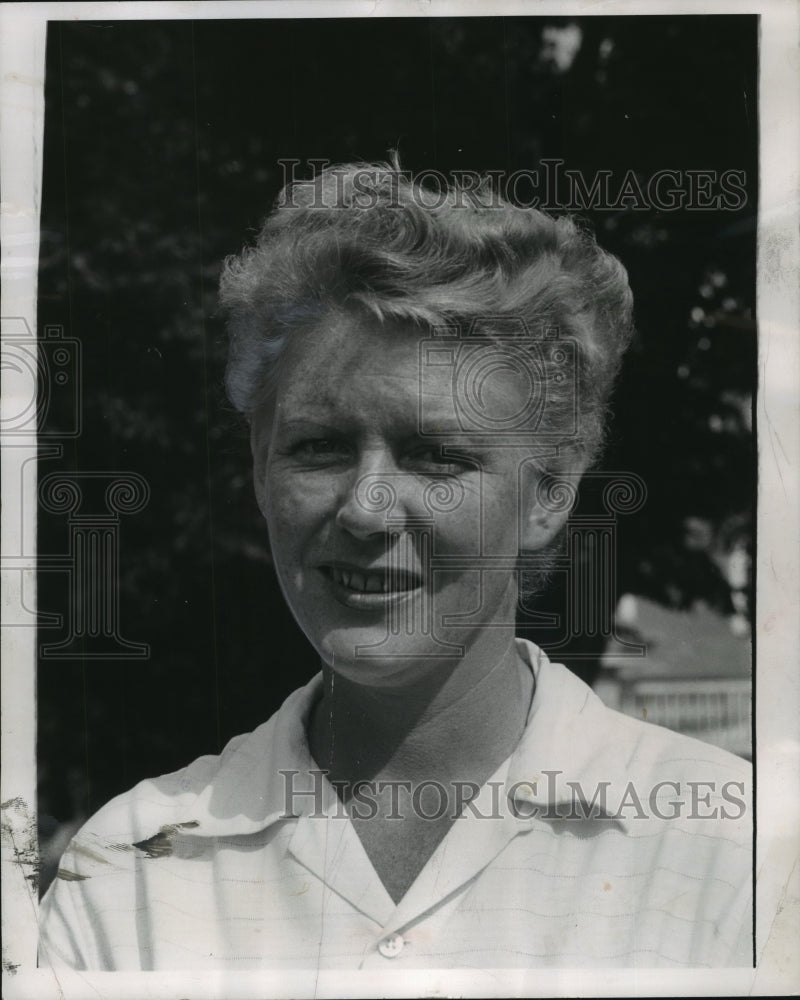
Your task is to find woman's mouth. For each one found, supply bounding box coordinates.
[319,564,423,608]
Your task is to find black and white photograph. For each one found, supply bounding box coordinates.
[1,1,798,997]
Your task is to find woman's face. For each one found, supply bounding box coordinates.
[251,310,562,688]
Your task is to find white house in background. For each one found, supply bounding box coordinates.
[596,594,752,759]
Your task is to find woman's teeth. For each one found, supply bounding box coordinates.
[333,568,388,593]
[329,568,417,593]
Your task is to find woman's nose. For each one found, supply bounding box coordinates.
[334,452,414,540]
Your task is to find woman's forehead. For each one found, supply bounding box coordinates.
[272,315,537,440]
[275,314,430,400]
[274,354,456,433]
[288,310,423,361]
[280,309,534,378]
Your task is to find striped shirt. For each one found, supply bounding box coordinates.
[39,640,752,969]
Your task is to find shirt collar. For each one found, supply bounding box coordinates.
[507,639,634,830]
[169,672,327,838]
[172,639,632,839]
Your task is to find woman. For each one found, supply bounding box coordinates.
[39,161,751,969]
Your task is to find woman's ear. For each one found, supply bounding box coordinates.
[519,457,585,552]
[249,408,273,519]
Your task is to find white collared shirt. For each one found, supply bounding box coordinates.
[39,640,752,969]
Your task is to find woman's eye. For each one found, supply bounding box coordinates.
[406,447,472,473]
[290,439,350,463]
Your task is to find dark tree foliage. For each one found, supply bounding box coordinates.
[37,16,756,842]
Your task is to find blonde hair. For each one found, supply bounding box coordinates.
[219,159,634,471]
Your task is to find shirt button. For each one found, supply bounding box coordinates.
[378,933,405,958]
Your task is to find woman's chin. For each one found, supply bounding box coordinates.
[314,629,464,688]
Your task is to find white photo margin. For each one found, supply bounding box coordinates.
[1,2,797,997]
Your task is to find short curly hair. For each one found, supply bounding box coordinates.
[219,159,634,472]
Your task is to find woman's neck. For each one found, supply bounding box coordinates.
[307,632,534,790]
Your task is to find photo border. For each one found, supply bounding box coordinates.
[2,1,797,997]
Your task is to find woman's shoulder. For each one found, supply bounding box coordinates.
[61,723,267,859]
[68,675,322,851]
[520,642,751,808]
[601,698,751,779]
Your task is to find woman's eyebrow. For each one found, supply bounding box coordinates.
[276,418,344,432]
